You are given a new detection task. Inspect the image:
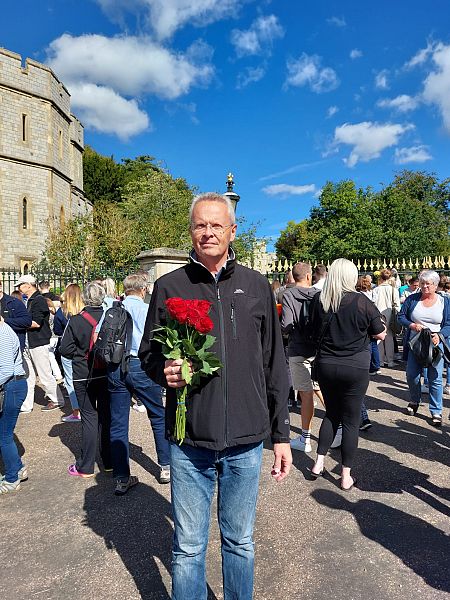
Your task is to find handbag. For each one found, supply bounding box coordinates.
[389,286,402,335]
[310,311,333,381]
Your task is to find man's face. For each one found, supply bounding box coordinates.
[18,282,34,296]
[190,201,237,266]
[410,280,419,291]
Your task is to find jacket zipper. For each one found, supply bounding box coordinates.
[216,283,228,447]
[231,300,237,339]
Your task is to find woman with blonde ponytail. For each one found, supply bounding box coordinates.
[308,259,386,490]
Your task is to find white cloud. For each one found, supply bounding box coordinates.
[333,121,414,167]
[422,42,450,133]
[262,183,316,197]
[46,34,214,138]
[259,160,327,182]
[47,34,213,99]
[350,49,362,59]
[327,16,346,27]
[68,83,149,140]
[394,145,432,164]
[375,69,389,89]
[231,15,284,57]
[327,105,339,118]
[377,94,419,113]
[236,66,266,89]
[285,53,339,93]
[96,0,241,40]
[404,41,435,70]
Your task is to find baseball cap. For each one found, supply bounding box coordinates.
[15,274,37,287]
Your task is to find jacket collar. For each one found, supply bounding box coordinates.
[188,248,236,282]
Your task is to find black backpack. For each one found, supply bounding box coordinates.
[94,301,133,372]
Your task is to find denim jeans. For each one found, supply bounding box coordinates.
[61,356,79,410]
[406,346,443,415]
[108,357,170,478]
[0,379,27,482]
[369,340,380,372]
[170,441,263,600]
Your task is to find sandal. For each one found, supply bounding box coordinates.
[68,464,94,478]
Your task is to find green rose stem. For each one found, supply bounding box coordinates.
[175,356,193,444]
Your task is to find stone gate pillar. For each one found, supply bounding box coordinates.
[136,247,189,292]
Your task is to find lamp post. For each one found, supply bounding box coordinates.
[224,172,240,214]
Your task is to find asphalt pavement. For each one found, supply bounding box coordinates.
[2,363,449,600]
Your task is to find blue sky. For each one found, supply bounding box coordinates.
[2,0,450,248]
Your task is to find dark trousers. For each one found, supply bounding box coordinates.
[369,340,380,372]
[108,357,170,479]
[73,376,111,474]
[316,362,369,468]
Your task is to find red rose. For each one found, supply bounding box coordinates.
[195,316,214,334]
[166,298,189,324]
[195,300,212,316]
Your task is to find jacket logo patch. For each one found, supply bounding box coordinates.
[233,289,244,294]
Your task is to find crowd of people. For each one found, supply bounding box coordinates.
[0,192,449,599]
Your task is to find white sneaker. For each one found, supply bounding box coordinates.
[132,403,147,413]
[159,465,171,484]
[443,386,450,396]
[421,384,429,394]
[330,426,343,449]
[290,436,312,453]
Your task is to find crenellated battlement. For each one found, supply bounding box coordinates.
[0,47,70,116]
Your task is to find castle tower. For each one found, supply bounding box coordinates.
[0,47,91,270]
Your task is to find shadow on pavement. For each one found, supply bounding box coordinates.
[353,448,450,517]
[311,488,450,593]
[83,474,173,599]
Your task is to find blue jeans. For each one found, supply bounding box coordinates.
[61,356,79,410]
[406,346,443,415]
[369,340,380,372]
[170,441,263,600]
[108,357,170,478]
[0,379,27,482]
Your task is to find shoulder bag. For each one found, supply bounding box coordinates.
[389,286,402,335]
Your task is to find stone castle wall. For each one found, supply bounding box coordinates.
[0,47,91,269]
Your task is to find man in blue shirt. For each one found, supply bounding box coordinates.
[108,273,170,495]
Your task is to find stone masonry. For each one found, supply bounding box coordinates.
[0,47,91,270]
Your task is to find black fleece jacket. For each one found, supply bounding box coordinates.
[59,306,104,382]
[139,253,290,450]
[26,291,52,348]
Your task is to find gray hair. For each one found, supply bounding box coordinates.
[320,258,358,313]
[189,192,236,225]
[82,282,105,307]
[123,273,148,295]
[419,270,440,286]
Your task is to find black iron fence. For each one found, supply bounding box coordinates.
[0,266,137,295]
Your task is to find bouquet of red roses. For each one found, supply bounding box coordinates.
[152,297,223,443]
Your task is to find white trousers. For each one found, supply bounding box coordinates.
[22,346,64,411]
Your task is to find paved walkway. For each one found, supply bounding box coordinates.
[2,364,450,600]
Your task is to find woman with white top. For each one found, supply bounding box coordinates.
[399,270,450,426]
[373,269,400,367]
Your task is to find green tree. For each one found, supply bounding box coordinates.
[275,219,314,261]
[120,168,195,251]
[82,146,124,204]
[275,171,450,262]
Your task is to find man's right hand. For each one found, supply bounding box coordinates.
[164,359,193,388]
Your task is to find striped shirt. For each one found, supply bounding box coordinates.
[0,322,26,385]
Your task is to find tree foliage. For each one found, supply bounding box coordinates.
[276,170,450,262]
[41,148,264,270]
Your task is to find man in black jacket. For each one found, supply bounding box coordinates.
[0,281,32,350]
[15,275,64,413]
[139,193,291,600]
